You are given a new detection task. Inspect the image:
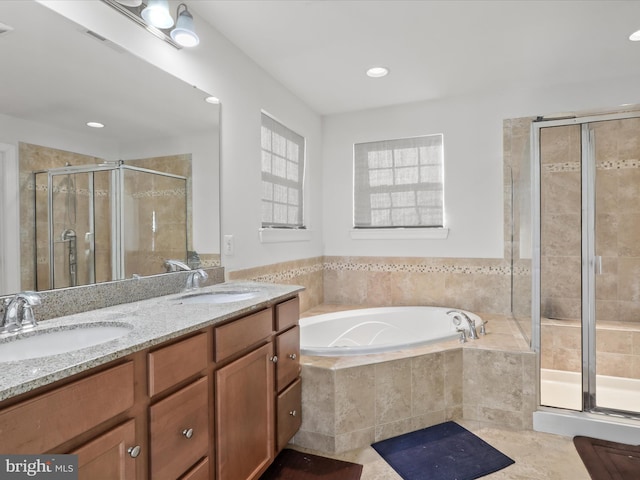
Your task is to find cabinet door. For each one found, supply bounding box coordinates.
[276,326,300,391]
[149,377,209,480]
[216,342,275,480]
[72,419,138,480]
[276,378,302,452]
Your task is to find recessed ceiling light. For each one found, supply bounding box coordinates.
[366,66,389,78]
[630,29,640,41]
[205,96,220,104]
[87,122,105,128]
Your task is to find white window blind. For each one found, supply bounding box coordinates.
[354,134,444,228]
[261,113,305,228]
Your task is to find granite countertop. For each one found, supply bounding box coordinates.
[0,281,303,402]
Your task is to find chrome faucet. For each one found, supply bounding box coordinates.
[185,269,208,291]
[446,309,479,340]
[163,259,191,272]
[1,291,42,335]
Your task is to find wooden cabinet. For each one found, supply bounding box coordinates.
[72,419,138,480]
[214,296,301,480]
[215,342,275,480]
[0,294,301,480]
[149,377,209,480]
[0,362,134,454]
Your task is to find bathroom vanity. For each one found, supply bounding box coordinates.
[0,283,302,480]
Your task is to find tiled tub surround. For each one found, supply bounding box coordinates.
[293,305,534,454]
[228,256,324,313]
[0,280,302,401]
[229,256,512,316]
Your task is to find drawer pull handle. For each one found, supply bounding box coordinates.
[289,410,297,417]
[270,355,278,363]
[127,445,141,458]
[288,353,297,360]
[182,428,194,439]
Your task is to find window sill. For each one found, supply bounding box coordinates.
[350,228,449,240]
[259,228,312,243]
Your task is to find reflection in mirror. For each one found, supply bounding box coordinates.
[0,1,220,295]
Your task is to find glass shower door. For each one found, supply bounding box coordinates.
[36,170,97,289]
[588,117,640,415]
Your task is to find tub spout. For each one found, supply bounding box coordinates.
[446,310,479,340]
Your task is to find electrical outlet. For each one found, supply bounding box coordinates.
[223,234,234,255]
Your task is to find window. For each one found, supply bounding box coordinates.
[354,134,443,228]
[261,113,305,228]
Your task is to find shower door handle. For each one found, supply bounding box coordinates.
[594,256,603,275]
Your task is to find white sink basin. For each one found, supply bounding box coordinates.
[0,323,133,362]
[177,290,262,305]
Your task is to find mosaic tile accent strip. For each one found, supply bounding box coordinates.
[323,260,511,275]
[246,262,324,283]
[544,159,640,173]
[542,162,580,173]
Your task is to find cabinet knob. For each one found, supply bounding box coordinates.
[270,355,278,363]
[127,445,141,458]
[289,410,297,417]
[288,353,297,360]
[182,428,194,439]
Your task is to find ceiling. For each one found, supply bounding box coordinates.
[192,0,640,116]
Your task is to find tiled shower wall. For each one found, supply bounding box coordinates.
[228,255,511,315]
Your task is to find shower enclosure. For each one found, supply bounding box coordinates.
[34,163,187,290]
[531,111,640,438]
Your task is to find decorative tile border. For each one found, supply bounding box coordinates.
[544,159,640,173]
[245,262,324,283]
[323,260,511,276]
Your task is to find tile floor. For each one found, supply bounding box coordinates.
[292,421,590,480]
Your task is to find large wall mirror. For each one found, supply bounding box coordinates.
[0,1,220,296]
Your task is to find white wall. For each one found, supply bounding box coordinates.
[323,75,640,259]
[38,0,324,273]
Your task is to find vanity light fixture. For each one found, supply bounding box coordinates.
[141,0,174,29]
[630,29,640,41]
[366,66,389,78]
[170,4,199,47]
[86,122,105,129]
[115,0,142,6]
[102,0,200,49]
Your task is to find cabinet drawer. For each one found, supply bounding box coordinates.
[148,333,208,396]
[72,419,137,480]
[180,457,209,480]
[276,326,300,391]
[149,377,209,480]
[0,362,134,454]
[277,377,302,451]
[275,297,299,332]
[215,308,273,361]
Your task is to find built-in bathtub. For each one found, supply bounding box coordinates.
[294,306,535,454]
[299,306,482,356]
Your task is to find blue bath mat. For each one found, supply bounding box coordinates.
[371,421,514,480]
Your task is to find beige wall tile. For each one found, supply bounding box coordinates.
[335,365,375,434]
[375,359,412,425]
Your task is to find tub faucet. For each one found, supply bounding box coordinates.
[163,259,191,272]
[1,291,42,335]
[185,269,208,291]
[446,310,479,340]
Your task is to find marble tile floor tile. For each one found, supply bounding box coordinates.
[290,422,590,480]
